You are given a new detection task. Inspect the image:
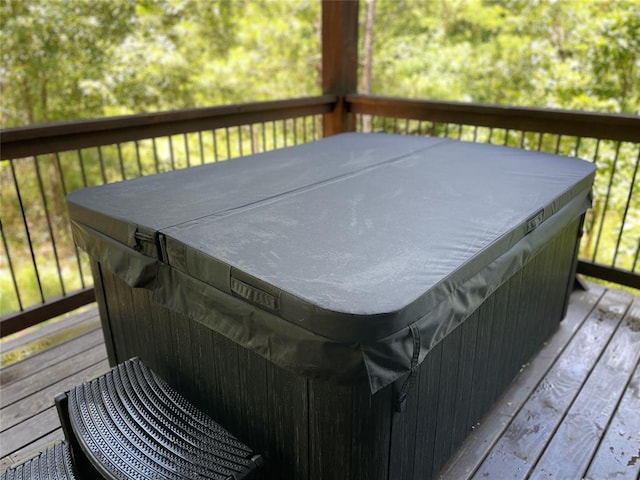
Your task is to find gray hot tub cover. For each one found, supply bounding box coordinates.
[67,133,595,393]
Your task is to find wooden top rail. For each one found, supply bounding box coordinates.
[347,94,640,143]
[1,96,337,159]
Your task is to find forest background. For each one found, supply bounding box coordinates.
[1,0,639,317]
[2,0,639,125]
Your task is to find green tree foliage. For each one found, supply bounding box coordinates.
[1,0,320,126]
[2,0,637,126]
[1,0,137,125]
[588,3,640,112]
[367,0,639,113]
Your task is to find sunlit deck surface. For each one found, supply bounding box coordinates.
[1,283,638,479]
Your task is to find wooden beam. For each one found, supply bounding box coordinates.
[0,287,96,338]
[1,96,336,159]
[346,94,640,143]
[322,0,359,136]
[577,261,640,290]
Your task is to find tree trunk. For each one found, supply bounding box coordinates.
[361,0,375,132]
[21,78,34,124]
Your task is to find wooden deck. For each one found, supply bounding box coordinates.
[0,307,109,471]
[1,283,638,479]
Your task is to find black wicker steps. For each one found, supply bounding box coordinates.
[0,441,78,480]
[56,357,263,480]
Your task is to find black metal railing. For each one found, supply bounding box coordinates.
[348,95,640,290]
[1,93,638,336]
[0,96,335,336]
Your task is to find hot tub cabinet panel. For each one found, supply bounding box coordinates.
[89,216,580,478]
[69,133,594,479]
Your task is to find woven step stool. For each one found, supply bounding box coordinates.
[55,357,263,480]
[0,441,78,480]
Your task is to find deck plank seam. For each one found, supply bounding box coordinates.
[0,324,102,382]
[580,330,640,477]
[0,354,109,411]
[0,406,62,459]
[451,287,607,480]
[0,359,110,438]
[526,292,636,476]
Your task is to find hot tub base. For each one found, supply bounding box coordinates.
[92,217,581,479]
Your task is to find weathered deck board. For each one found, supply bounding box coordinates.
[0,314,102,386]
[0,308,100,356]
[471,288,633,479]
[0,407,60,459]
[2,344,107,406]
[0,430,62,471]
[1,285,639,479]
[439,283,606,479]
[584,362,640,480]
[531,295,640,478]
[0,309,109,468]
[439,285,640,480]
[0,359,109,432]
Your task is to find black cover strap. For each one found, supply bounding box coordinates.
[394,323,421,413]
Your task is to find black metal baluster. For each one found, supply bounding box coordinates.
[9,160,45,304]
[272,120,277,148]
[1,218,23,311]
[250,124,256,154]
[574,137,582,158]
[77,149,93,283]
[55,153,86,288]
[152,138,160,172]
[117,144,126,180]
[555,135,562,154]
[592,141,622,264]
[184,134,191,167]
[612,147,639,267]
[197,131,205,165]
[134,141,143,175]
[283,119,288,147]
[34,155,66,296]
[77,150,88,187]
[212,130,219,161]
[592,139,600,163]
[168,136,176,170]
[97,146,108,184]
[303,116,309,144]
[225,127,232,159]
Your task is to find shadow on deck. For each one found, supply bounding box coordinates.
[1,282,638,479]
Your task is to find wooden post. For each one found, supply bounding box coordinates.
[322,0,359,137]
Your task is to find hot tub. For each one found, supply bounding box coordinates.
[67,133,595,479]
